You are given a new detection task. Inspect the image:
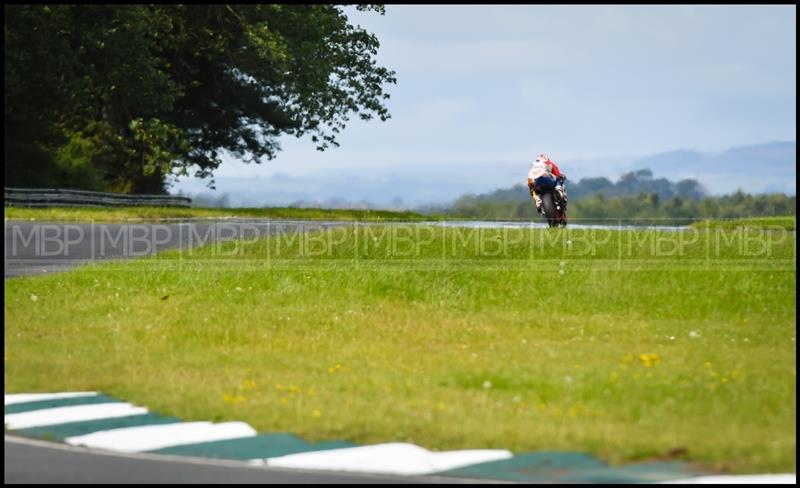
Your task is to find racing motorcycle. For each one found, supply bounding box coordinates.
[530,174,568,228]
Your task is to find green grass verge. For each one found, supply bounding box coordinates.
[691,216,796,231]
[3,205,439,222]
[5,225,796,473]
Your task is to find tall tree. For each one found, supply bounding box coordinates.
[4,5,396,193]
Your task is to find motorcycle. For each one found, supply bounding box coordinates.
[530,174,568,228]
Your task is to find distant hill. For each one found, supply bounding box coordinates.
[621,142,795,195]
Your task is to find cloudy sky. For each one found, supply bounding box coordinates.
[173,5,796,204]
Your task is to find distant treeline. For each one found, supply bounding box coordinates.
[438,169,796,222]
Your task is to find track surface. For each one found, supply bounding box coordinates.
[4,220,339,278]
[4,435,468,484]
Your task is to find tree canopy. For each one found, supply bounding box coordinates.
[5,5,396,193]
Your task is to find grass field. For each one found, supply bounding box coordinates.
[4,221,796,473]
[3,205,436,222]
[691,216,796,231]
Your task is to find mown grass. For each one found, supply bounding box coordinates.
[4,223,796,473]
[3,205,438,222]
[692,216,796,231]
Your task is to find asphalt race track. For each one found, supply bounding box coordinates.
[4,435,458,484]
[4,219,342,278]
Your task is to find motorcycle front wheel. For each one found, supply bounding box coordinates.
[540,192,558,228]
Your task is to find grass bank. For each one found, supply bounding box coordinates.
[691,216,795,231]
[5,224,795,473]
[3,205,438,222]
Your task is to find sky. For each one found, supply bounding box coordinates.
[172,5,796,205]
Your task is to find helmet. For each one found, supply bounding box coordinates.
[535,153,550,164]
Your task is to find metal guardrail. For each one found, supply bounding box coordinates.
[4,188,192,207]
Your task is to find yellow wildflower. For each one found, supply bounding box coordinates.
[223,393,246,404]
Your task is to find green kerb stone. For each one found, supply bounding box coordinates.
[15,413,182,441]
[5,395,120,415]
[149,433,357,460]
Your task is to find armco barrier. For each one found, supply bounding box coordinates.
[4,188,191,208]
